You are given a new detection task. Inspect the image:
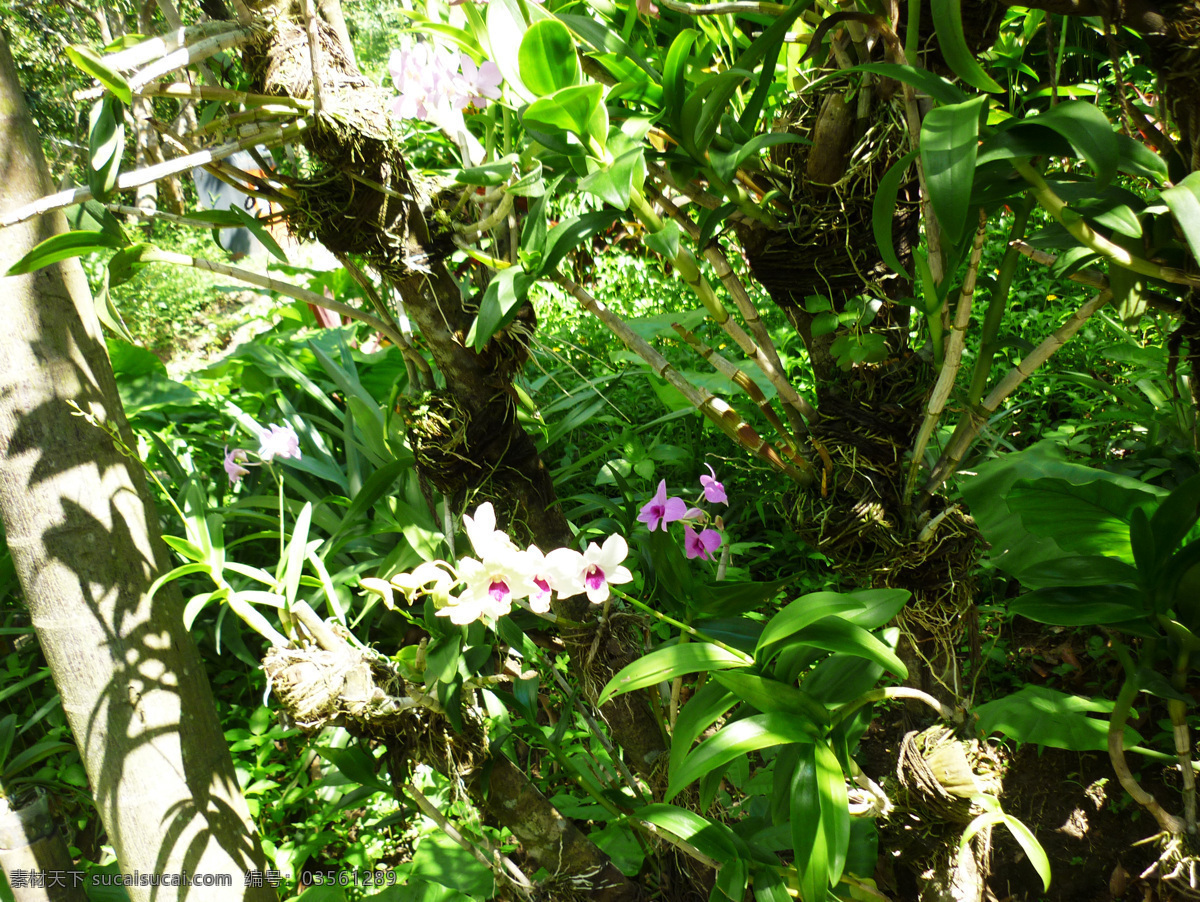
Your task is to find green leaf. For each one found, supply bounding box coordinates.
[578,147,645,209]
[681,69,750,159]
[1148,472,1200,565]
[710,133,808,184]
[973,684,1140,752]
[930,0,1004,92]
[733,0,808,131]
[920,96,988,246]
[644,221,682,261]
[783,617,907,677]
[751,866,792,902]
[315,745,390,792]
[486,0,533,101]
[1009,584,1146,627]
[87,96,124,201]
[634,803,743,863]
[1163,171,1200,267]
[5,230,127,276]
[840,61,968,106]
[1116,133,1168,183]
[815,741,850,884]
[556,13,661,82]
[667,713,817,800]
[65,44,132,104]
[230,205,289,263]
[756,591,865,658]
[598,642,750,707]
[963,443,1167,586]
[468,265,534,350]
[535,209,622,277]
[790,742,828,902]
[997,814,1051,892]
[108,243,159,287]
[711,671,828,730]
[523,83,607,146]
[282,502,314,608]
[872,148,919,279]
[670,681,738,776]
[519,19,580,96]
[663,29,701,129]
[1029,101,1119,186]
[800,652,886,706]
[839,588,911,630]
[1007,476,1159,563]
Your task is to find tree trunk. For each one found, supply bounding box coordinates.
[0,31,276,902]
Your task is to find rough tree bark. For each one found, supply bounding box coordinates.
[0,30,276,902]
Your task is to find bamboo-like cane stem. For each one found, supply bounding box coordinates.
[147,249,410,348]
[906,211,987,499]
[128,29,257,92]
[558,277,812,483]
[0,121,306,227]
[643,181,819,427]
[1014,159,1200,289]
[672,322,807,464]
[921,289,1112,499]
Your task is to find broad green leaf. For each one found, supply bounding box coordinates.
[230,205,288,263]
[711,671,828,730]
[523,84,607,146]
[282,502,314,607]
[710,133,808,184]
[535,209,622,276]
[920,96,988,245]
[108,243,159,286]
[931,0,1004,92]
[87,96,124,201]
[963,443,1167,586]
[1148,472,1200,565]
[681,68,749,159]
[1007,476,1159,563]
[589,820,645,877]
[315,745,390,792]
[800,651,886,707]
[670,682,738,775]
[5,230,127,276]
[791,742,828,902]
[1162,171,1200,267]
[751,865,791,902]
[1028,101,1119,186]
[468,264,534,350]
[1116,133,1168,183]
[756,591,865,657]
[1009,584,1146,626]
[782,617,907,677]
[668,712,816,800]
[634,803,743,863]
[65,44,132,104]
[973,685,1140,752]
[693,575,794,619]
[815,741,850,884]
[663,29,700,129]
[519,19,580,96]
[872,149,919,279]
[578,147,645,209]
[486,0,533,101]
[598,642,750,707]
[713,857,749,901]
[327,460,409,547]
[840,588,911,630]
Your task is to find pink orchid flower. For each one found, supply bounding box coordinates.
[637,479,688,531]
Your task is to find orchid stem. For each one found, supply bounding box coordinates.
[612,588,753,663]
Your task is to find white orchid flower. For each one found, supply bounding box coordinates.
[440,552,538,624]
[545,535,633,604]
[464,502,520,561]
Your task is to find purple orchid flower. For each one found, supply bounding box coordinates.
[637,479,688,531]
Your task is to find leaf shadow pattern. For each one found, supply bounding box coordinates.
[0,29,275,901]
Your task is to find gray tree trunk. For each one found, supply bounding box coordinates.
[0,30,276,902]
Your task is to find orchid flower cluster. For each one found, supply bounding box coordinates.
[361,503,633,626]
[388,42,502,123]
[636,465,727,561]
[224,422,302,484]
